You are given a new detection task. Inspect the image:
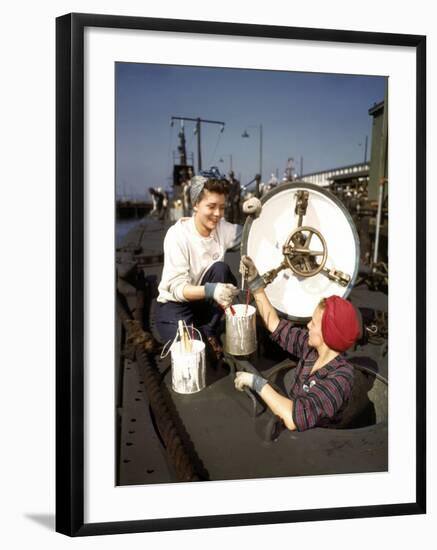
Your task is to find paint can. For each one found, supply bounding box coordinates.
[170,328,206,394]
[224,304,257,356]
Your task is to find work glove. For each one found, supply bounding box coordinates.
[204,282,239,308]
[234,371,268,394]
[239,255,265,292]
[242,197,262,217]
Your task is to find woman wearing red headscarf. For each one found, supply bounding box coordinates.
[236,256,361,431]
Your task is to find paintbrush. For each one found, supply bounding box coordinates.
[229,304,236,316]
[183,320,192,352]
[178,320,192,352]
[221,304,236,316]
[245,288,250,316]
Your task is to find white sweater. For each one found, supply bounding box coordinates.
[157,216,242,303]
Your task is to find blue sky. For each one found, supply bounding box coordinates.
[116,63,385,199]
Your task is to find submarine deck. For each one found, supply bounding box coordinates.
[116,218,388,486]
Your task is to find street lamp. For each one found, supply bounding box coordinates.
[242,124,263,182]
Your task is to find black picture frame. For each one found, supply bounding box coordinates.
[56,12,426,537]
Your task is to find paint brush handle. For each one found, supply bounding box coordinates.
[220,304,236,316]
[178,320,191,352]
[178,321,185,350]
[183,321,193,352]
[185,331,192,352]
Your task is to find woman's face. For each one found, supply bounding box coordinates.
[307,305,325,348]
[194,190,225,236]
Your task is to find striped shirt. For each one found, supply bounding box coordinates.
[270,319,354,431]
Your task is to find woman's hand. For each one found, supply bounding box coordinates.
[234,371,267,393]
[205,282,239,308]
[239,255,265,292]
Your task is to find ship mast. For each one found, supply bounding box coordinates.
[171,116,225,172]
[177,121,187,166]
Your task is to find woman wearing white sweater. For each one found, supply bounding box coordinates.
[156,174,261,358]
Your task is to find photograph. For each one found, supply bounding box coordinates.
[1,0,432,546]
[55,11,425,535]
[115,62,389,486]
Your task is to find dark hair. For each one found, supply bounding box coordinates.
[196,178,228,204]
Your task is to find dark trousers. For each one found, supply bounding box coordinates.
[156,261,237,343]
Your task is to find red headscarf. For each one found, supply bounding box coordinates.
[321,295,360,352]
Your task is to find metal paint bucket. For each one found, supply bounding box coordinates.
[224,304,257,356]
[170,335,206,394]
